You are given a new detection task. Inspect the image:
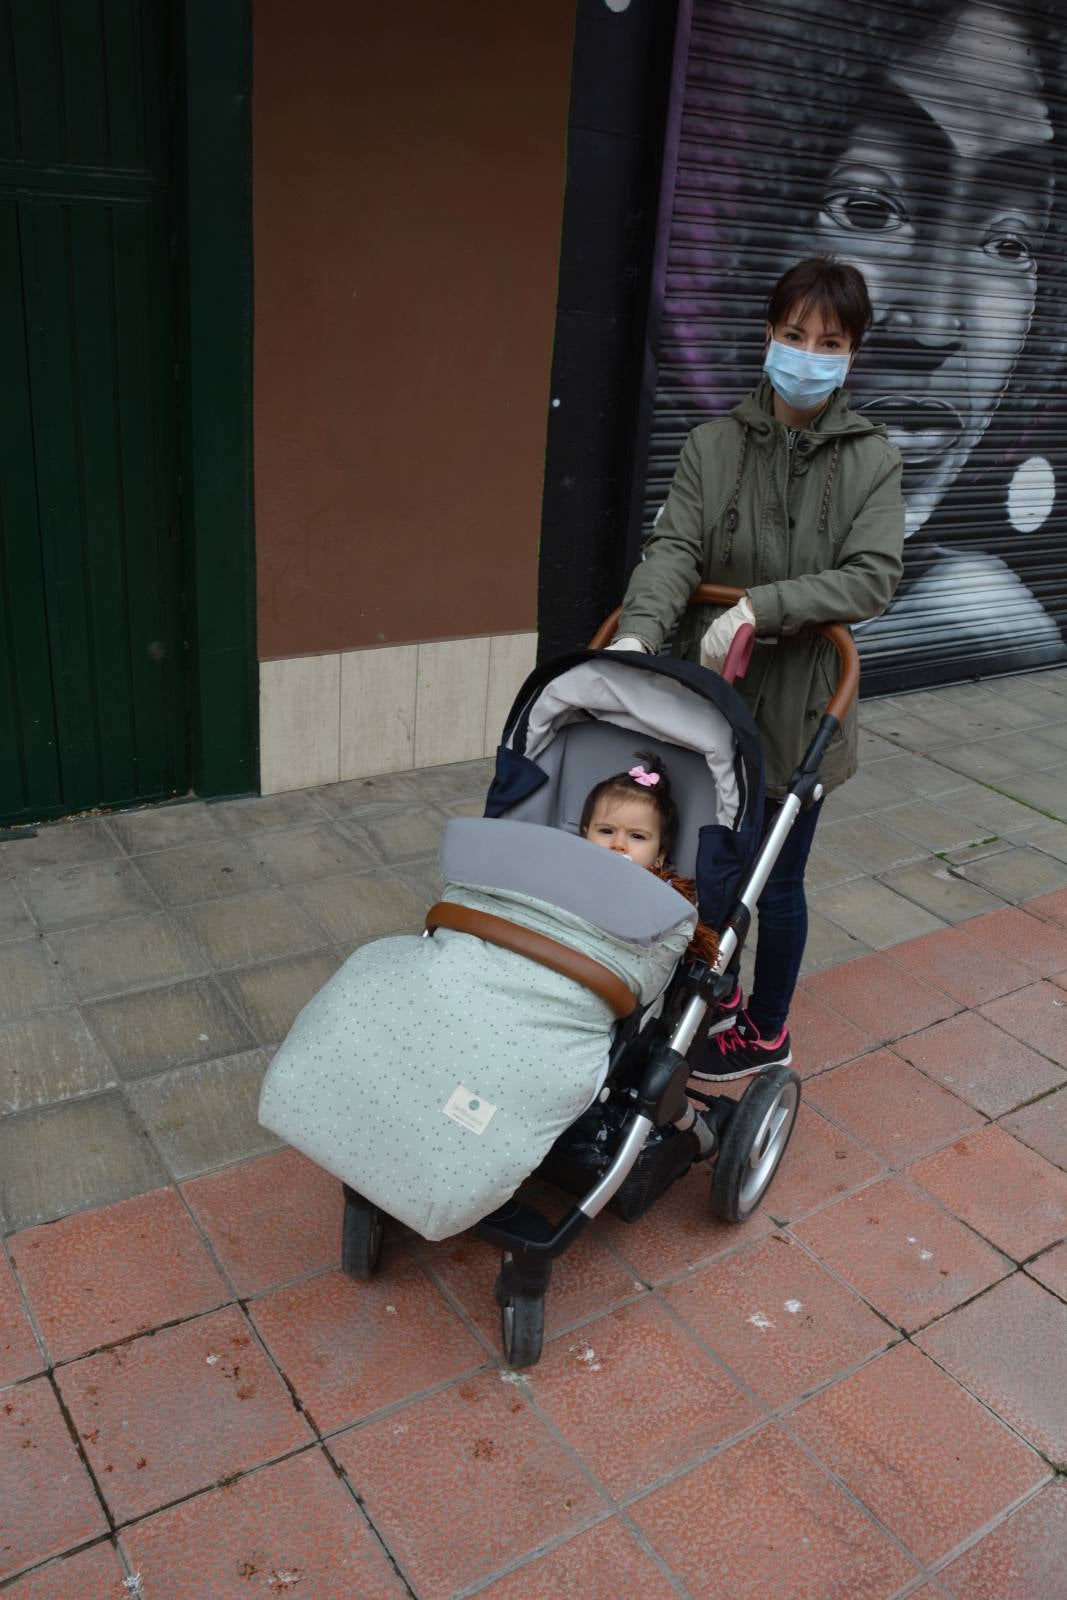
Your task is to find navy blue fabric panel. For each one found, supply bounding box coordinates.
[483,747,549,817]
[695,820,757,929]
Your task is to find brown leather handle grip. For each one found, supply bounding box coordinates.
[425,901,637,1019]
[588,583,860,722]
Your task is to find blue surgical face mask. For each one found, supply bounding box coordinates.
[763,338,850,410]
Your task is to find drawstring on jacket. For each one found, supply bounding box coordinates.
[722,426,840,559]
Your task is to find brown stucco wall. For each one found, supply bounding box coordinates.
[253,3,574,660]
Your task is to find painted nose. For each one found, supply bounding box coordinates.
[879,243,964,349]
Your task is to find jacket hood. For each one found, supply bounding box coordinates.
[732,378,887,444]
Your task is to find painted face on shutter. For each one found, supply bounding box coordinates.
[811,3,1053,536]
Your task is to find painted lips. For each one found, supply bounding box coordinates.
[857,396,964,463]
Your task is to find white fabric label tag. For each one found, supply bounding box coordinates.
[442,1085,498,1135]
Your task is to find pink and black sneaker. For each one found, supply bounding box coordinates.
[691,1010,792,1081]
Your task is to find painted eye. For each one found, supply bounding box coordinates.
[982,228,1035,269]
[822,188,906,233]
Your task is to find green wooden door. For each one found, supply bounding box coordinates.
[0,1,185,825]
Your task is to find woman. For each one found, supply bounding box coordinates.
[609,256,905,1078]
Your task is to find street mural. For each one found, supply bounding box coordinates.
[642,0,1067,690]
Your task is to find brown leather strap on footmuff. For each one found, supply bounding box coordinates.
[425,901,637,1019]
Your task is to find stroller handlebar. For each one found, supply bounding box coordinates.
[589,583,860,721]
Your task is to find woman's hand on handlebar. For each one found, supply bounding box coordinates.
[699,596,754,672]
[603,635,650,653]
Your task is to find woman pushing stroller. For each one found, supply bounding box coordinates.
[608,256,906,1077]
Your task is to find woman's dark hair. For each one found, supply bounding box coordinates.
[765,256,873,351]
[579,750,680,861]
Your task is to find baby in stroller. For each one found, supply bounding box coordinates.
[259,636,828,1365]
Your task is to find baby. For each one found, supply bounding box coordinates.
[579,752,717,966]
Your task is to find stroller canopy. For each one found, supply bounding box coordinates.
[484,650,765,932]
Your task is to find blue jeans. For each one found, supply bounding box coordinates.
[747,796,823,1036]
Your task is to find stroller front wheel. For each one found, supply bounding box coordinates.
[341,1184,384,1279]
[499,1291,545,1369]
[711,1064,800,1222]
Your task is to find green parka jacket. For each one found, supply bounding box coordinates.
[618,379,906,797]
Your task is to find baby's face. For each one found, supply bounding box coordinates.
[584,794,664,871]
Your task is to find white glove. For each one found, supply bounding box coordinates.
[700,597,755,672]
[604,635,651,653]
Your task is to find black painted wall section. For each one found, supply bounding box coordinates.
[537,0,680,659]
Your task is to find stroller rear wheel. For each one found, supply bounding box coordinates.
[711,1064,800,1222]
[341,1184,384,1280]
[495,1252,546,1368]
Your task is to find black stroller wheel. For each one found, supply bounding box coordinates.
[711,1064,800,1222]
[499,1292,545,1369]
[340,1184,384,1280]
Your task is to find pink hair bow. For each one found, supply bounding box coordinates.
[629,765,660,787]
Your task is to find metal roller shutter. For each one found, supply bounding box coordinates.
[638,0,1067,692]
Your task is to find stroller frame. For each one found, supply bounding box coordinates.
[341,585,860,1367]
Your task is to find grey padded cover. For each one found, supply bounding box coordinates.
[258,879,693,1240]
[440,817,697,945]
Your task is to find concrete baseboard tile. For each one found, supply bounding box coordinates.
[339,644,417,780]
[484,631,538,755]
[259,654,341,795]
[414,636,492,768]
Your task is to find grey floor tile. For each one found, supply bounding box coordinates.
[817,815,923,875]
[878,800,998,854]
[361,806,448,864]
[214,790,329,835]
[313,771,421,820]
[0,881,34,943]
[0,939,74,1018]
[19,859,158,933]
[1023,820,1067,866]
[253,824,377,885]
[1024,719,1067,754]
[856,728,902,763]
[83,976,253,1080]
[392,857,444,906]
[405,758,495,806]
[0,1007,114,1113]
[48,913,204,1002]
[126,1050,280,1180]
[0,1091,168,1230]
[932,743,1024,784]
[134,838,274,907]
[977,731,1067,772]
[818,766,912,820]
[869,752,968,799]
[798,910,871,974]
[218,949,342,1044]
[0,818,121,874]
[996,769,1067,823]
[859,710,962,750]
[810,878,946,948]
[877,860,1005,924]
[109,801,229,853]
[176,889,328,971]
[943,838,1014,867]
[293,871,427,943]
[958,845,1067,904]
[945,783,1047,834]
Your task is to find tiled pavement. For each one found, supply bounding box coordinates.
[3,669,1067,1596]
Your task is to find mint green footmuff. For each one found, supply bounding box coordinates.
[258,819,695,1240]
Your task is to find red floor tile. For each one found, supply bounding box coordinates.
[1,1542,127,1600]
[663,1233,895,1409]
[961,905,1067,975]
[788,1342,1047,1565]
[1026,884,1067,928]
[9,1188,229,1365]
[915,1273,1067,1460]
[786,985,877,1077]
[476,1518,682,1600]
[0,1376,106,1581]
[801,953,958,1043]
[531,1298,759,1497]
[330,1368,605,1600]
[57,1305,311,1523]
[594,1162,772,1284]
[1000,1084,1067,1169]
[628,1422,916,1600]
[908,1124,1067,1260]
[181,1148,342,1296]
[249,1260,485,1434]
[885,924,1035,1008]
[417,1225,642,1348]
[892,1010,1064,1118]
[804,1049,985,1167]
[755,1104,885,1224]
[791,1174,1009,1332]
[979,980,1067,1069]
[1026,1239,1067,1299]
[938,1478,1067,1600]
[120,1447,408,1600]
[0,1252,44,1387]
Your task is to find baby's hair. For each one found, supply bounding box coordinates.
[579,750,679,861]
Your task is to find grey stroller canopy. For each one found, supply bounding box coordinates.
[484,650,765,931]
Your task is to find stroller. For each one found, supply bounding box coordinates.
[259,585,858,1368]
